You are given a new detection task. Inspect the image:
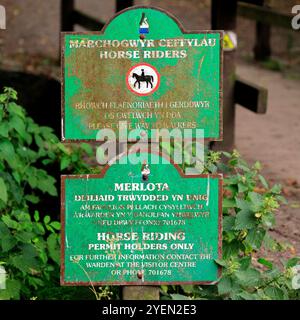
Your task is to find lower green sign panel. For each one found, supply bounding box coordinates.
[61,152,222,285]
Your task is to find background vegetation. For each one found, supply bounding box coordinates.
[0,87,299,300]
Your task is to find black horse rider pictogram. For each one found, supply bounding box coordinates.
[132,68,154,89]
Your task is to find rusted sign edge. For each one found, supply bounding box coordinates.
[60,149,223,286]
[61,5,223,143]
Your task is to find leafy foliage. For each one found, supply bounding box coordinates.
[0,87,101,299]
[0,210,60,299]
[161,150,300,300]
[0,87,299,300]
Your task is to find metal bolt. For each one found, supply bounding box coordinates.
[141,164,150,181]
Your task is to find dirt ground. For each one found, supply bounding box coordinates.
[236,61,300,258]
[0,0,299,258]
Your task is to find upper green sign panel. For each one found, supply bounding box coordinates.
[62,6,223,141]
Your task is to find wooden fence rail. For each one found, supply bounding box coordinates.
[238,1,296,61]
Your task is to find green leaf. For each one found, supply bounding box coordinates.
[170,294,191,300]
[56,142,68,153]
[25,194,40,204]
[238,291,259,300]
[258,258,273,269]
[222,198,236,208]
[224,176,239,185]
[0,220,10,237]
[261,212,275,228]
[7,102,25,118]
[238,183,248,193]
[26,167,37,188]
[12,171,21,184]
[16,230,36,243]
[218,276,232,295]
[0,122,9,138]
[28,277,45,289]
[9,115,26,140]
[2,215,19,229]
[248,192,263,211]
[245,228,266,250]
[0,95,5,103]
[214,259,227,267]
[235,209,256,230]
[180,285,194,294]
[1,233,17,252]
[33,222,45,235]
[236,198,250,210]
[253,161,262,171]
[0,177,8,203]
[235,268,261,287]
[236,162,250,172]
[258,175,269,189]
[223,240,242,258]
[60,157,71,170]
[239,256,252,270]
[277,195,288,205]
[34,134,44,148]
[206,163,217,173]
[270,184,282,194]
[223,216,235,232]
[45,225,54,233]
[0,279,21,300]
[222,151,231,158]
[10,244,40,273]
[47,233,60,264]
[285,257,300,268]
[2,172,23,205]
[0,140,20,169]
[0,140,15,159]
[40,126,54,138]
[161,285,168,293]
[38,173,57,196]
[34,211,40,222]
[49,221,61,230]
[16,212,31,223]
[43,215,50,225]
[263,233,279,252]
[264,287,284,300]
[4,87,18,100]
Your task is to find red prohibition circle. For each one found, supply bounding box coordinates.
[126,63,160,96]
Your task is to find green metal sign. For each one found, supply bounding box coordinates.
[61,152,222,285]
[62,6,223,141]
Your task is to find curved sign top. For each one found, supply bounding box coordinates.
[62,6,223,141]
[61,151,222,285]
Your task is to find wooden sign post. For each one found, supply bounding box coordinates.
[61,6,223,300]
